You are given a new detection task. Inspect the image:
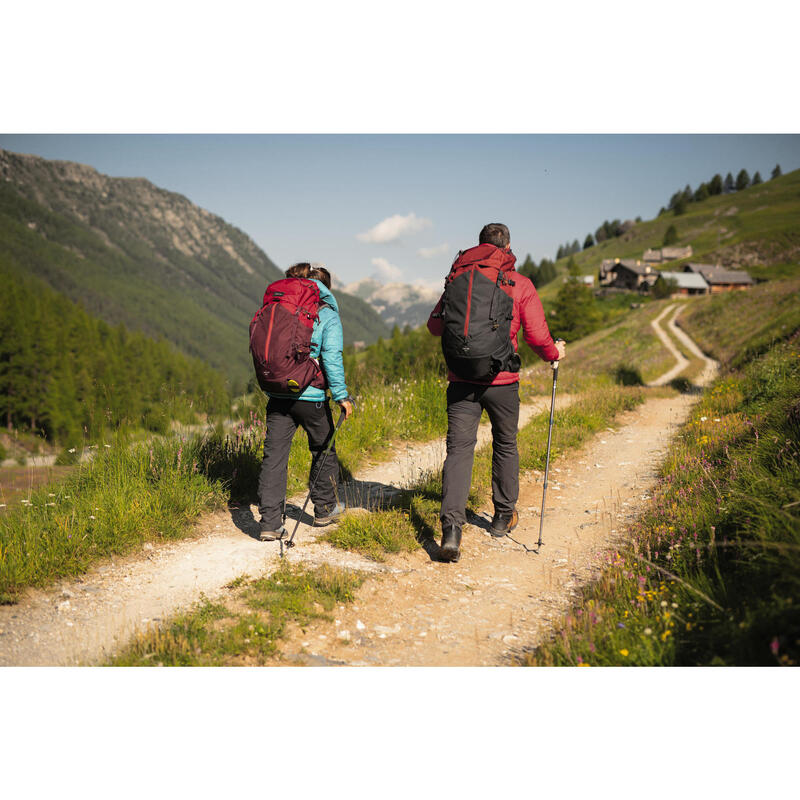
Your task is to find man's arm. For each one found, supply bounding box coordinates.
[518,279,562,362]
[427,294,445,337]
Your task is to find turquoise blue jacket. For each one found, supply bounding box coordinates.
[267,280,349,403]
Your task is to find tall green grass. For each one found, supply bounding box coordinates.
[0,436,227,601]
[524,336,800,666]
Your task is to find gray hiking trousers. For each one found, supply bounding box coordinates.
[257,397,340,529]
[440,381,520,529]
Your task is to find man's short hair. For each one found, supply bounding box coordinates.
[286,262,312,279]
[479,223,510,248]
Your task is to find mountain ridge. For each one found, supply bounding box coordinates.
[0,149,389,389]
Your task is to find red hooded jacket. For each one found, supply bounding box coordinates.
[427,243,560,385]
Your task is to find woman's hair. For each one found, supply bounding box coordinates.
[309,266,331,289]
[285,262,312,279]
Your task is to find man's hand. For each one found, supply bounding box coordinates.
[555,339,566,361]
[338,398,354,420]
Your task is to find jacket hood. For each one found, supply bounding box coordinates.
[313,279,340,313]
[452,243,517,273]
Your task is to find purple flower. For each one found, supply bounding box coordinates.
[770,637,780,656]
[617,622,626,629]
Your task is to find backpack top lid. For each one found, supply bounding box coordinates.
[448,243,516,278]
[262,276,321,315]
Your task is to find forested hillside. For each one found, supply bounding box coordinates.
[0,264,229,445]
[0,149,389,389]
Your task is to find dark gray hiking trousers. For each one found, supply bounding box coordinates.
[440,381,520,529]
[257,397,340,529]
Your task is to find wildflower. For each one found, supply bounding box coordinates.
[48,493,56,497]
[46,502,55,507]
[619,649,629,657]
[770,638,780,656]
[617,622,626,629]
[644,628,652,635]
[577,662,591,667]
[661,600,668,607]
[68,448,76,453]
[89,515,96,520]
[104,444,111,449]
[671,602,678,608]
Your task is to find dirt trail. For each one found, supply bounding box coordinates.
[0,308,716,666]
[0,396,560,666]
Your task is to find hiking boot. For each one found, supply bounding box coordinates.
[259,523,287,542]
[314,502,345,527]
[489,510,519,538]
[440,525,462,563]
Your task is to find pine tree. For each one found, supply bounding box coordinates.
[682,184,693,203]
[751,171,763,185]
[694,183,709,202]
[771,164,782,179]
[583,233,594,249]
[736,169,750,191]
[708,174,723,195]
[595,224,608,243]
[556,245,565,260]
[519,253,537,279]
[571,239,581,255]
[724,172,735,192]
[663,224,679,246]
[673,196,687,216]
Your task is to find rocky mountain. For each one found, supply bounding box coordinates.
[341,277,442,331]
[0,149,389,389]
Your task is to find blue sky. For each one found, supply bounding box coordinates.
[2,134,798,286]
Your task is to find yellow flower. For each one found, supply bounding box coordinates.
[619,649,629,657]
[578,663,591,667]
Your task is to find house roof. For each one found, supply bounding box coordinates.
[643,248,662,261]
[661,246,693,260]
[616,259,653,276]
[684,263,753,284]
[658,271,709,290]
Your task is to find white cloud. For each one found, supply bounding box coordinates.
[371,257,403,283]
[357,212,432,244]
[417,242,450,259]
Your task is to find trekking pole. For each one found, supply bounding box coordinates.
[281,411,347,558]
[538,343,563,551]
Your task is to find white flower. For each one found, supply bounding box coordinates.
[89,515,96,520]
[104,444,111,449]
[46,503,55,507]
[48,493,56,497]
[700,416,708,422]
[671,602,678,608]
[644,628,652,635]
[68,448,76,453]
[660,600,668,607]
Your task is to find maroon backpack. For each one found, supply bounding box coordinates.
[249,277,327,395]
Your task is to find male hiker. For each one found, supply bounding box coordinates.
[254,263,354,541]
[427,223,565,562]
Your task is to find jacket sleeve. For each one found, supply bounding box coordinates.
[518,279,561,362]
[319,311,349,402]
[427,294,445,337]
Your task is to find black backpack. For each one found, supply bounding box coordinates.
[440,258,520,382]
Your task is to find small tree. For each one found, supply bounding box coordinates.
[519,253,537,279]
[583,233,594,249]
[724,172,735,192]
[736,169,750,191]
[694,182,709,201]
[682,184,693,203]
[751,171,763,185]
[663,224,679,246]
[556,244,565,260]
[658,207,667,216]
[652,276,679,299]
[771,164,782,179]
[571,239,581,255]
[673,196,687,216]
[635,216,642,223]
[550,257,602,341]
[708,174,723,195]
